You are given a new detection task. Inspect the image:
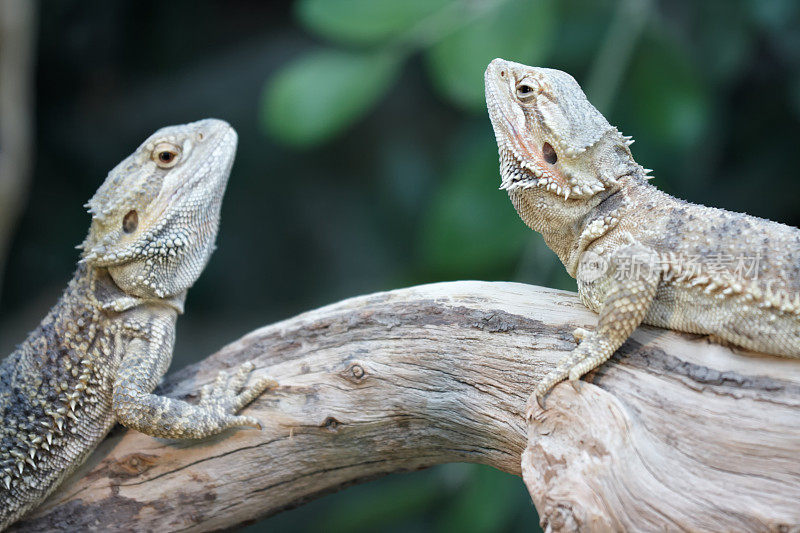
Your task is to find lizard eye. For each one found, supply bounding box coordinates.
[122,210,138,234]
[152,142,181,168]
[542,142,558,164]
[516,82,537,102]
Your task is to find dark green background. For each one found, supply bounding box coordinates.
[1,1,799,531]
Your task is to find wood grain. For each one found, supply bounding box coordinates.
[12,281,800,532]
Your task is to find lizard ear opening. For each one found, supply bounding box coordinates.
[122,210,138,234]
[542,143,558,165]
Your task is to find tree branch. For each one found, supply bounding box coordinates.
[13,282,800,532]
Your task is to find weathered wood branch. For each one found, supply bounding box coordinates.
[13,281,800,532]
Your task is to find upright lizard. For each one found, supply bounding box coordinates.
[485,59,800,407]
[0,119,276,528]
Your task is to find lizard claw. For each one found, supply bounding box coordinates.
[536,393,547,410]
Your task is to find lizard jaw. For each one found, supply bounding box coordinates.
[498,148,604,200]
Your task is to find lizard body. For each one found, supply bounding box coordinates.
[484,59,800,407]
[0,119,275,528]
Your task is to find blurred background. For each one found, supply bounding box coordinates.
[1,0,799,531]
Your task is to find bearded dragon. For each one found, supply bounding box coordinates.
[485,59,800,408]
[0,119,276,529]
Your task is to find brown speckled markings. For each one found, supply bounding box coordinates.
[485,58,800,406]
[0,119,276,529]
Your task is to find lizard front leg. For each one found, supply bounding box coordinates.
[535,245,661,408]
[112,318,277,439]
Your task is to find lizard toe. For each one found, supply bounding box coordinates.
[573,327,591,343]
[229,361,256,390]
[225,414,262,430]
[234,376,278,410]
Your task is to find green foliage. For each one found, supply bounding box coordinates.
[426,0,555,110]
[262,0,557,146]
[252,464,541,533]
[435,465,531,532]
[297,0,450,45]
[260,50,400,146]
[627,35,710,150]
[419,129,528,278]
[313,473,442,532]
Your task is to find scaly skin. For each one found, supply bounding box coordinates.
[484,59,800,408]
[0,119,277,529]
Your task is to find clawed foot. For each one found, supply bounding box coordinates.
[534,328,599,409]
[534,369,569,409]
[200,362,278,429]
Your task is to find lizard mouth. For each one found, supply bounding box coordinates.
[499,147,572,199]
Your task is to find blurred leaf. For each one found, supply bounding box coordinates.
[314,475,443,532]
[747,0,800,32]
[426,0,555,110]
[298,0,452,45]
[420,129,528,278]
[550,0,613,68]
[746,0,800,64]
[436,465,536,533]
[261,50,401,146]
[514,238,575,291]
[627,35,710,149]
[693,2,753,83]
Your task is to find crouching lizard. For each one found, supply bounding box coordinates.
[484,59,800,408]
[0,119,277,529]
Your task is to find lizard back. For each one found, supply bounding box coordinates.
[0,266,128,525]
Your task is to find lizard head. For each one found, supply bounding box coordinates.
[484,58,642,200]
[80,118,237,299]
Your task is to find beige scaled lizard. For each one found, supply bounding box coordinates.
[0,119,277,529]
[485,58,800,408]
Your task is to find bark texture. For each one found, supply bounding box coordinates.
[12,281,800,532]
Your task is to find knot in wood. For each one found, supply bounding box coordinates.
[321,417,341,432]
[108,453,158,479]
[342,361,368,384]
[351,364,365,379]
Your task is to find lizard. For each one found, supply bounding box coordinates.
[484,58,800,408]
[0,118,277,529]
